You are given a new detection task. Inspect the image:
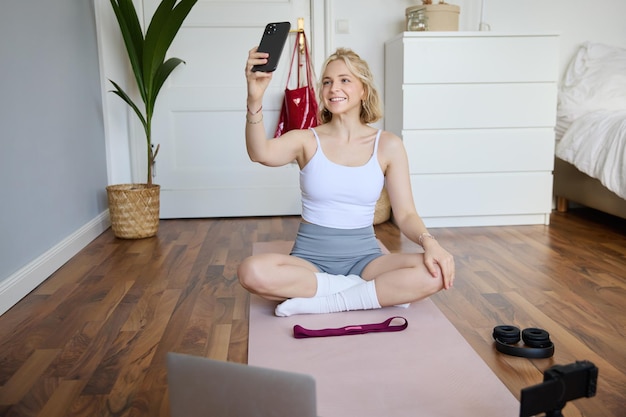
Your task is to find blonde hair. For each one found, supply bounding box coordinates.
[317,48,383,124]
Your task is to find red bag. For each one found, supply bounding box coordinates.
[274,31,319,138]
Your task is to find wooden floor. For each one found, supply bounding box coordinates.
[0,208,624,417]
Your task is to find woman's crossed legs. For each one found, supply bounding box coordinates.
[237,251,444,316]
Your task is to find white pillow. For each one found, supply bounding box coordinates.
[557,42,626,136]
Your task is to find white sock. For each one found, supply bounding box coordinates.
[314,273,365,297]
[276,280,381,317]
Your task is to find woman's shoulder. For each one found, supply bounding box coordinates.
[378,130,404,149]
[377,130,407,164]
[278,128,318,164]
[279,127,316,142]
[307,123,331,136]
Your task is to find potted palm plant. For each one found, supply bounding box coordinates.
[106,0,197,238]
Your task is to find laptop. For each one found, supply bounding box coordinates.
[167,352,318,417]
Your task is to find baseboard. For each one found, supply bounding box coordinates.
[0,210,111,316]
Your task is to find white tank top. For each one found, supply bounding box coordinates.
[300,128,384,229]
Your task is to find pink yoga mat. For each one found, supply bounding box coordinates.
[249,242,520,417]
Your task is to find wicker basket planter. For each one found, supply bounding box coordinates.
[374,187,392,225]
[106,183,160,239]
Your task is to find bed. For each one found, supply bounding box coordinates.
[554,41,626,219]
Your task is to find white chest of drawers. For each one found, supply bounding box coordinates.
[385,32,559,227]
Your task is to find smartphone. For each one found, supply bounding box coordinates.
[252,22,292,72]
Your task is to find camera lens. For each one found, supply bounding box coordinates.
[265,24,277,35]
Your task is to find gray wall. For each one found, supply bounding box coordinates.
[0,1,109,284]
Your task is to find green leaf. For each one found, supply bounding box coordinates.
[109,0,146,103]
[109,79,148,134]
[142,0,175,104]
[147,57,185,112]
[143,0,197,103]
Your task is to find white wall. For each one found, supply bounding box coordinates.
[0,1,110,315]
[326,0,626,91]
[482,0,626,73]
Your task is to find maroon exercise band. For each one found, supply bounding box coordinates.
[293,316,408,339]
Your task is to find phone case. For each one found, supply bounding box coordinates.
[252,22,292,72]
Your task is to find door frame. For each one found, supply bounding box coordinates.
[93,0,329,186]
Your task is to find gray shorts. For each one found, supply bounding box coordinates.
[290,222,383,276]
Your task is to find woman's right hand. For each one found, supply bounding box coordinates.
[245,47,273,102]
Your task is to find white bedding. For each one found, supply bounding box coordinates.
[556,42,626,140]
[556,109,626,199]
[555,41,626,200]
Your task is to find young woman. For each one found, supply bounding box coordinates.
[239,47,455,317]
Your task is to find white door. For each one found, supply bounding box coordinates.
[141,0,314,218]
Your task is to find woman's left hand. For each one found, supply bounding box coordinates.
[422,241,455,290]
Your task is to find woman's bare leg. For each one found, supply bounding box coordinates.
[238,252,368,300]
[238,253,319,300]
[361,253,444,306]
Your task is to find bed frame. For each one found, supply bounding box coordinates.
[554,158,626,219]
